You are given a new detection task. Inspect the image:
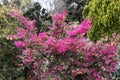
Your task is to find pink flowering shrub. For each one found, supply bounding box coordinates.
[67,18,92,37]
[8,10,120,80]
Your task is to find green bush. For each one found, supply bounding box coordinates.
[0,38,25,80]
[83,0,120,42]
[0,6,20,36]
[0,6,25,80]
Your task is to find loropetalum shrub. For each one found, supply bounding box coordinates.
[8,10,120,80]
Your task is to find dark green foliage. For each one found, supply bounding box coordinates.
[64,0,90,23]
[23,2,52,34]
[83,0,120,42]
[0,38,25,80]
[34,2,41,10]
[0,6,26,79]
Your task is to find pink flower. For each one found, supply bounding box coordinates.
[79,38,86,47]
[55,39,68,53]
[25,20,35,30]
[62,38,78,51]
[20,16,26,25]
[67,18,92,37]
[7,35,16,40]
[80,18,92,30]
[22,57,33,65]
[108,45,116,51]
[101,48,107,55]
[9,11,35,31]
[52,10,67,22]
[14,41,28,48]
[33,62,38,69]
[55,38,78,53]
[53,77,59,80]
[30,32,47,45]
[67,29,78,37]
[22,48,32,55]
[17,64,23,67]
[44,37,55,54]
[52,10,67,26]
[30,33,41,45]
[9,11,21,18]
[38,32,48,40]
[44,37,55,47]
[16,28,28,38]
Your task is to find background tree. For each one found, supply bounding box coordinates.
[3,0,9,5]
[11,0,32,11]
[0,0,32,11]
[42,0,90,23]
[23,2,52,34]
[83,0,120,42]
[64,0,90,23]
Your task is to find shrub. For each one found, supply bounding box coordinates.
[0,6,21,36]
[0,38,25,80]
[65,0,90,23]
[0,6,25,80]
[83,0,120,42]
[9,10,120,80]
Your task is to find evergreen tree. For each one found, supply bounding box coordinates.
[83,0,120,42]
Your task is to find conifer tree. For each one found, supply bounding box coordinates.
[83,0,120,42]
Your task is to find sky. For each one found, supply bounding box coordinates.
[0,0,54,10]
[36,0,54,10]
[31,0,55,11]
[0,0,11,4]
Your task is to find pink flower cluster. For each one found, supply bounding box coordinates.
[67,18,92,37]
[55,38,78,53]
[52,10,67,26]
[71,38,119,80]
[9,11,35,31]
[9,10,120,80]
[14,41,28,48]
